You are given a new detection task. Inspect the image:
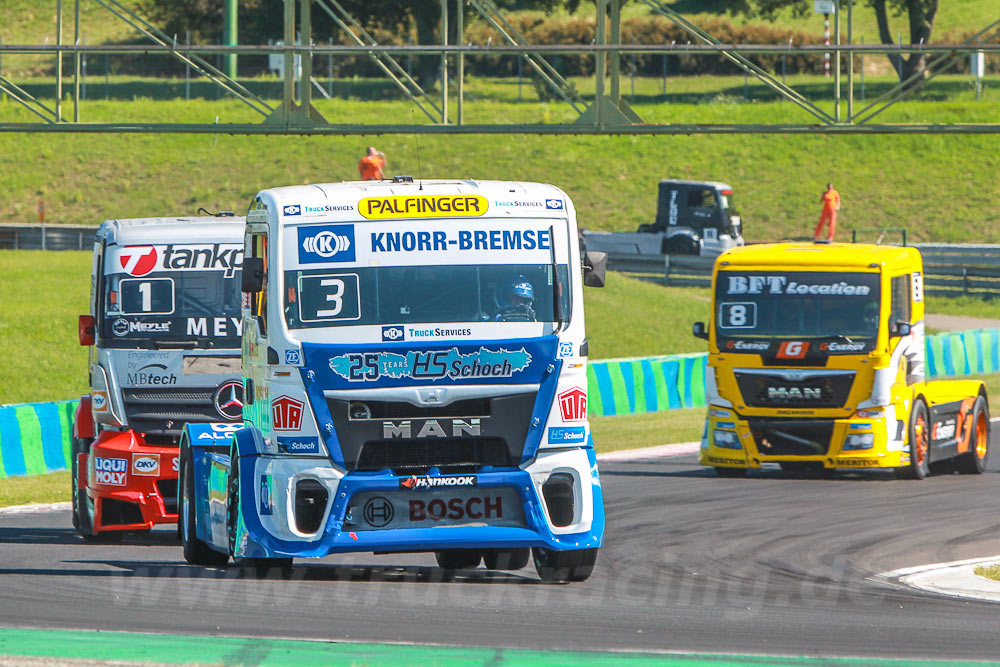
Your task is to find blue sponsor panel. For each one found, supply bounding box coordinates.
[185,422,243,448]
[381,325,404,342]
[297,224,356,264]
[284,349,301,365]
[370,228,551,253]
[302,337,558,390]
[548,426,586,444]
[276,436,321,454]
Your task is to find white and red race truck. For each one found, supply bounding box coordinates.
[72,215,245,538]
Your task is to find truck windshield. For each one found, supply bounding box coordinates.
[714,271,881,344]
[284,263,571,329]
[101,270,242,348]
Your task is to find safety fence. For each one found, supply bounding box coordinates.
[0,400,77,479]
[0,225,95,251]
[604,244,1000,298]
[1,327,998,478]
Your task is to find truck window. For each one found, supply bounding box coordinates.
[890,274,911,325]
[687,188,715,212]
[248,233,268,336]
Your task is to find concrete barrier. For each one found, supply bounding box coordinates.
[0,400,78,478]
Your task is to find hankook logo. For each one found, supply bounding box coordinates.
[382,418,481,439]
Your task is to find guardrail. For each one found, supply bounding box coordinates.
[0,224,94,251]
[606,244,1000,298]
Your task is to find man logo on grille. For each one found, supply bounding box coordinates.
[363,496,394,528]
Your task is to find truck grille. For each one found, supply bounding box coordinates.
[747,419,835,457]
[355,438,515,475]
[327,393,535,474]
[734,370,855,409]
[122,387,227,437]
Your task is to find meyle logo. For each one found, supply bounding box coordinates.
[545,199,564,210]
[94,457,127,486]
[283,204,302,216]
[399,475,477,490]
[298,224,356,264]
[113,319,171,337]
[119,245,158,276]
[558,387,588,422]
[132,454,160,476]
[382,325,404,342]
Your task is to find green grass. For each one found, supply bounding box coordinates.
[591,407,706,452]
[974,563,1000,581]
[0,86,999,243]
[0,250,91,404]
[0,471,70,507]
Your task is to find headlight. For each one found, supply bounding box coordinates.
[856,409,883,419]
[843,433,875,450]
[713,430,742,450]
[709,408,733,418]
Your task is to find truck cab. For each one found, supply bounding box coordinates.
[179,179,607,582]
[73,216,245,537]
[693,242,989,479]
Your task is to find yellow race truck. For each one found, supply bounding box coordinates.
[692,242,990,479]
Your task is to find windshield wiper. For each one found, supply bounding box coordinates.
[549,224,563,332]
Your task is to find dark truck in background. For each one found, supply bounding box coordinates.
[582,180,745,257]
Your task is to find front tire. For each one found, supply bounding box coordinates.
[898,399,931,480]
[435,550,482,571]
[532,547,598,583]
[180,446,228,566]
[226,446,291,575]
[714,467,747,478]
[483,548,530,571]
[70,436,92,532]
[957,395,990,474]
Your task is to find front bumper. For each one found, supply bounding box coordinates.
[700,411,908,470]
[231,447,605,559]
[84,430,180,532]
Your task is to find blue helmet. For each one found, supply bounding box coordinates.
[510,278,534,304]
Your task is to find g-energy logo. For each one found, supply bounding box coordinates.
[359,195,488,219]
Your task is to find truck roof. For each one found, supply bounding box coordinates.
[717,242,920,270]
[97,216,246,245]
[659,179,733,191]
[255,179,572,221]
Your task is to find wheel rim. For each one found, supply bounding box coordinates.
[975,411,988,459]
[914,411,928,467]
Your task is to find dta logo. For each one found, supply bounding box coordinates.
[94,457,127,486]
[213,380,244,420]
[545,199,564,210]
[363,496,394,528]
[776,341,810,359]
[272,395,304,431]
[298,224,356,264]
[284,349,301,365]
[381,325,404,342]
[283,204,301,216]
[132,454,160,476]
[119,245,158,276]
[558,387,588,422]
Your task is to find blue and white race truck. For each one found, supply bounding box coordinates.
[178,178,608,582]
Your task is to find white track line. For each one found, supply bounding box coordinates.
[0,501,71,515]
[874,555,1000,603]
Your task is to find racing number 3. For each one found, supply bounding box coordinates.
[347,353,380,381]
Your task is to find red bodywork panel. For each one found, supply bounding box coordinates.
[74,395,95,439]
[83,429,180,533]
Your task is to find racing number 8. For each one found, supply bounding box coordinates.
[316,278,345,317]
[720,302,756,329]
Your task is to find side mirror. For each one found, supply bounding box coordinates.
[582,251,607,288]
[78,315,95,346]
[692,321,709,341]
[892,320,911,337]
[242,257,264,293]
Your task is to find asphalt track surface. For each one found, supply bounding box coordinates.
[4,439,1000,662]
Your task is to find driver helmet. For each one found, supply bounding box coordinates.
[508,277,534,307]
